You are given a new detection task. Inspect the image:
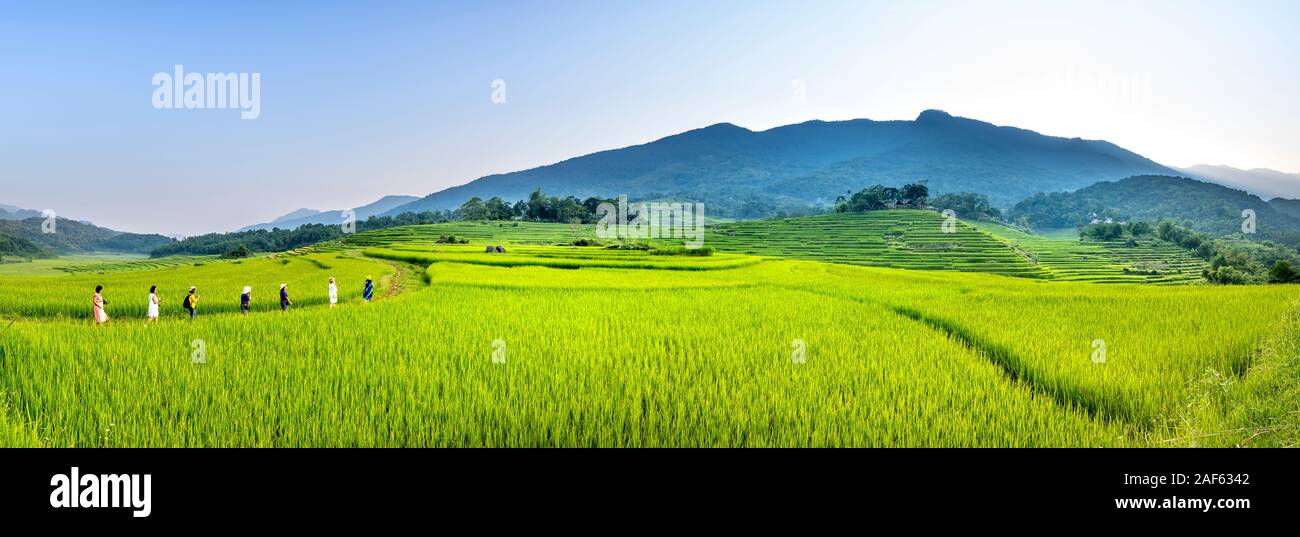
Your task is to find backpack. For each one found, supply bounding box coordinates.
[183,294,194,310]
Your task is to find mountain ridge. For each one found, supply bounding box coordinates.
[1176,164,1300,201]
[239,195,420,232]
[381,110,1176,219]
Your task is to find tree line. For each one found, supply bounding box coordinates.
[151,211,456,257]
[457,190,618,224]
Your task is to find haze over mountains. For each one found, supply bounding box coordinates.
[1009,175,1300,241]
[239,195,420,232]
[1175,165,1300,201]
[9,110,1300,242]
[0,204,172,257]
[378,110,1176,219]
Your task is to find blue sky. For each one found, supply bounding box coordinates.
[1,0,1297,234]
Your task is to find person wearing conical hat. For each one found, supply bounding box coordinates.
[328,277,338,308]
[363,275,374,302]
[279,283,292,312]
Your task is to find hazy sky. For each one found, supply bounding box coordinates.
[1,0,1297,235]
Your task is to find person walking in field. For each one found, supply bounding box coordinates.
[240,286,252,315]
[280,283,292,312]
[363,275,374,302]
[147,285,161,323]
[92,285,109,325]
[328,277,338,308]
[183,287,200,320]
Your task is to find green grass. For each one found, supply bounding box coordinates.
[0,253,207,276]
[0,251,395,320]
[0,243,1295,447]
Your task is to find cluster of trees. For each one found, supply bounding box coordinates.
[0,232,49,259]
[457,190,618,224]
[1079,221,1152,241]
[834,183,929,213]
[928,192,1002,221]
[151,211,455,257]
[1154,221,1300,284]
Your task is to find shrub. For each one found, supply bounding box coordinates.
[651,246,715,256]
[223,245,253,259]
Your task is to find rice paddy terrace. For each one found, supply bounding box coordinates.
[339,210,1207,283]
[966,221,1207,284]
[2,240,1295,447]
[702,211,1047,277]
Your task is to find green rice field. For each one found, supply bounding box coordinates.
[0,212,1296,447]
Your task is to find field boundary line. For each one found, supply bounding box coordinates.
[767,282,1142,427]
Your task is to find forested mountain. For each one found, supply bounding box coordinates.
[0,216,173,257]
[1268,197,1300,220]
[382,110,1173,219]
[1007,175,1300,246]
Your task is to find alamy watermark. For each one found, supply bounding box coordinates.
[596,195,706,248]
[491,79,507,104]
[341,210,357,234]
[791,339,807,364]
[41,209,57,234]
[941,209,958,234]
[1091,338,1107,364]
[191,338,206,364]
[49,467,151,518]
[152,65,260,119]
[491,338,507,364]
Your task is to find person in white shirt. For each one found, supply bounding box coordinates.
[147,285,161,323]
[328,277,338,308]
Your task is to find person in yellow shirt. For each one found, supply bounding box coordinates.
[183,286,201,320]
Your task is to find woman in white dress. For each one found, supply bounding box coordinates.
[147,285,161,322]
[328,277,338,308]
[92,285,109,325]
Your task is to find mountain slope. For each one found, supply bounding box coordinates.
[0,217,173,256]
[0,204,41,221]
[1269,198,1300,220]
[1007,175,1300,244]
[270,208,324,224]
[239,195,420,231]
[1177,165,1300,200]
[384,110,1175,218]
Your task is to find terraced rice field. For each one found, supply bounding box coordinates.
[1,243,1295,447]
[337,211,1209,285]
[52,255,221,274]
[700,211,1048,277]
[342,220,594,248]
[966,221,1207,284]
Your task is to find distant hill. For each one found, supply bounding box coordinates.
[1269,197,1300,220]
[1177,165,1300,200]
[382,110,1174,219]
[0,204,174,257]
[270,208,324,224]
[1007,175,1300,245]
[239,195,419,231]
[0,204,41,221]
